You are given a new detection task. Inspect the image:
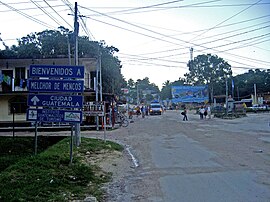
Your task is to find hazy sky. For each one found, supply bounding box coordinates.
[0,0,270,89]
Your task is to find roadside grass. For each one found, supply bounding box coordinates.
[0,136,65,171]
[0,137,123,201]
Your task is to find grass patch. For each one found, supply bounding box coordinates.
[0,136,65,171]
[0,137,124,201]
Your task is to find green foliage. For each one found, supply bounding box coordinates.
[0,137,124,201]
[232,69,270,99]
[160,78,186,100]
[185,54,232,102]
[126,77,160,104]
[185,54,232,85]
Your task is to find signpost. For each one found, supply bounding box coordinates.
[27,65,84,158]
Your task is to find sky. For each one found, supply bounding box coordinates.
[0,0,270,89]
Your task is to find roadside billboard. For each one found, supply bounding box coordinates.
[171,85,208,103]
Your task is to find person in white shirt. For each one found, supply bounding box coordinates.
[207,105,211,119]
[199,106,205,119]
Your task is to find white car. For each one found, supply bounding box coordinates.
[149,103,163,115]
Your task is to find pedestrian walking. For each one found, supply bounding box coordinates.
[141,105,145,118]
[204,106,208,119]
[207,105,211,119]
[199,106,204,119]
[181,107,188,121]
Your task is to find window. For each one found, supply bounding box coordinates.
[8,96,27,114]
[1,70,13,92]
[15,67,26,87]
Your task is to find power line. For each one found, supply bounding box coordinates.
[101,0,184,16]
[85,2,270,10]
[30,0,62,26]
[0,3,66,13]
[81,0,221,17]
[198,24,270,47]
[190,0,263,41]
[42,0,73,29]
[134,21,270,56]
[85,9,270,68]
[0,0,55,29]
[194,21,270,43]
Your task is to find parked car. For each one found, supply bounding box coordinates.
[149,103,163,115]
[248,105,267,110]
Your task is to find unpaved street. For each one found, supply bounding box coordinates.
[91,110,270,202]
[5,110,270,201]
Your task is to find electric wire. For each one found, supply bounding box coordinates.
[30,0,62,26]
[42,0,73,29]
[96,1,269,16]
[0,0,55,29]
[190,0,263,41]
[85,12,270,68]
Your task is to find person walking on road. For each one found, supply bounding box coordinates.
[199,106,204,119]
[182,107,188,121]
[204,106,208,119]
[141,105,145,118]
[207,105,211,119]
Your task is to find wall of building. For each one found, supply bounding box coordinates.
[0,95,27,122]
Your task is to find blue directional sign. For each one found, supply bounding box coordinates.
[29,65,84,79]
[28,79,84,93]
[28,94,83,108]
[27,108,82,123]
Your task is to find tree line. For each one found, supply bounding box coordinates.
[1,27,269,103]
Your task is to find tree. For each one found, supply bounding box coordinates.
[185,54,232,102]
[160,78,186,100]
[233,69,270,100]
[100,42,126,94]
[160,80,171,100]
[127,79,135,89]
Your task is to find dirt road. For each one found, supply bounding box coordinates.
[5,110,270,201]
[90,110,270,202]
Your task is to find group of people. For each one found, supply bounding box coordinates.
[180,105,211,121]
[199,105,211,119]
[134,105,148,118]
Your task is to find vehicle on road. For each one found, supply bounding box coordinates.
[149,103,163,115]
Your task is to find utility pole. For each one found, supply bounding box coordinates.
[225,77,228,116]
[67,35,71,65]
[254,84,257,105]
[237,86,240,101]
[95,54,99,131]
[74,2,81,146]
[137,83,139,105]
[190,47,193,61]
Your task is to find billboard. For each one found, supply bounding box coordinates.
[171,85,208,103]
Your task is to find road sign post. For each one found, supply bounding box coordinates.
[27,65,85,155]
